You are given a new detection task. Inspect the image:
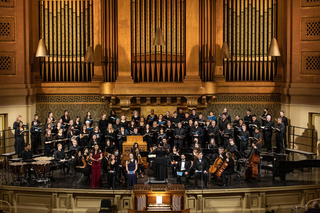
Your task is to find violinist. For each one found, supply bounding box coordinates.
[134,147,145,178]
[245,141,260,180]
[176,154,191,186]
[193,152,209,189]
[75,149,90,181]
[220,152,235,187]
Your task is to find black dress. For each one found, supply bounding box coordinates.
[153,147,168,180]
[15,128,25,155]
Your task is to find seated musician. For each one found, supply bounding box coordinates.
[226,139,238,153]
[21,143,33,162]
[168,146,179,178]
[162,138,171,152]
[193,152,209,189]
[221,152,235,187]
[134,147,145,178]
[74,150,90,181]
[54,143,70,175]
[108,154,119,189]
[209,147,226,177]
[245,141,260,181]
[305,201,320,213]
[239,124,250,152]
[176,153,191,186]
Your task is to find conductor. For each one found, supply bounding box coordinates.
[152,141,169,181]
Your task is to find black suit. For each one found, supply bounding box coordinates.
[193,157,209,187]
[190,126,203,145]
[264,121,274,152]
[174,128,185,152]
[276,123,285,152]
[281,116,288,147]
[177,160,191,185]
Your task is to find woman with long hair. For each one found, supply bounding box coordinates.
[90,144,103,187]
[126,153,137,186]
[107,154,118,189]
[15,122,25,157]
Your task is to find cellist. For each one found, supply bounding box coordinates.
[245,140,261,180]
[220,152,235,187]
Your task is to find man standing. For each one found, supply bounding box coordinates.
[280,111,288,148]
[193,152,209,189]
[264,115,274,153]
[275,118,285,153]
[174,122,185,152]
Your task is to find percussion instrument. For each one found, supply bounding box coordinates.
[34,156,55,162]
[10,162,27,177]
[32,161,52,177]
[0,160,4,170]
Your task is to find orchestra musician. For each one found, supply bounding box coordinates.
[193,152,209,189]
[21,143,33,162]
[176,153,191,186]
[245,141,261,181]
[275,117,286,153]
[173,122,185,153]
[134,147,145,178]
[54,143,71,175]
[220,152,235,187]
[168,146,179,178]
[74,149,91,181]
[226,139,238,153]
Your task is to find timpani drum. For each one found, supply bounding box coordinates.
[32,161,52,176]
[34,156,55,162]
[10,162,27,176]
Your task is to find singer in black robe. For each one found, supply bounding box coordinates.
[15,125,25,157]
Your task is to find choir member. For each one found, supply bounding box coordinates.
[80,125,90,147]
[208,138,218,150]
[108,110,118,124]
[54,143,70,175]
[208,120,219,146]
[239,124,250,152]
[138,117,146,135]
[158,114,166,127]
[120,116,128,130]
[13,115,22,139]
[31,114,41,126]
[21,143,32,162]
[233,115,240,147]
[92,126,102,143]
[143,124,153,151]
[264,115,274,152]
[275,117,285,153]
[84,111,93,127]
[165,120,175,147]
[90,144,103,187]
[99,113,108,136]
[250,115,261,136]
[157,128,167,145]
[171,111,180,127]
[48,112,55,123]
[164,111,172,122]
[131,110,140,125]
[113,118,121,133]
[30,120,41,154]
[129,120,136,135]
[190,120,203,147]
[147,109,157,126]
[126,153,138,186]
[190,109,199,122]
[207,111,216,122]
[244,109,253,129]
[108,154,118,189]
[280,111,288,148]
[117,127,127,153]
[183,113,192,127]
[56,128,66,149]
[61,110,70,124]
[74,116,82,130]
[220,108,231,123]
[174,122,185,152]
[89,134,99,148]
[222,123,233,149]
[177,108,185,121]
[176,153,191,185]
[219,113,229,145]
[131,128,140,136]
[220,152,235,187]
[44,129,53,156]
[252,127,262,145]
[69,139,80,151]
[193,152,209,189]
[151,121,160,144]
[105,123,116,146]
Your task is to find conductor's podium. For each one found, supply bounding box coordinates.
[122,136,148,168]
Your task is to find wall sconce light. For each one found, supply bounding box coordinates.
[36,38,49,57]
[84,46,94,63]
[268,38,281,57]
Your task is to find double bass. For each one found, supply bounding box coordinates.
[245,147,260,179]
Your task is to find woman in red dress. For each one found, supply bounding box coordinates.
[90,144,103,187]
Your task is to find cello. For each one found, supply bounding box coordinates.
[245,145,260,179]
[209,150,226,174]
